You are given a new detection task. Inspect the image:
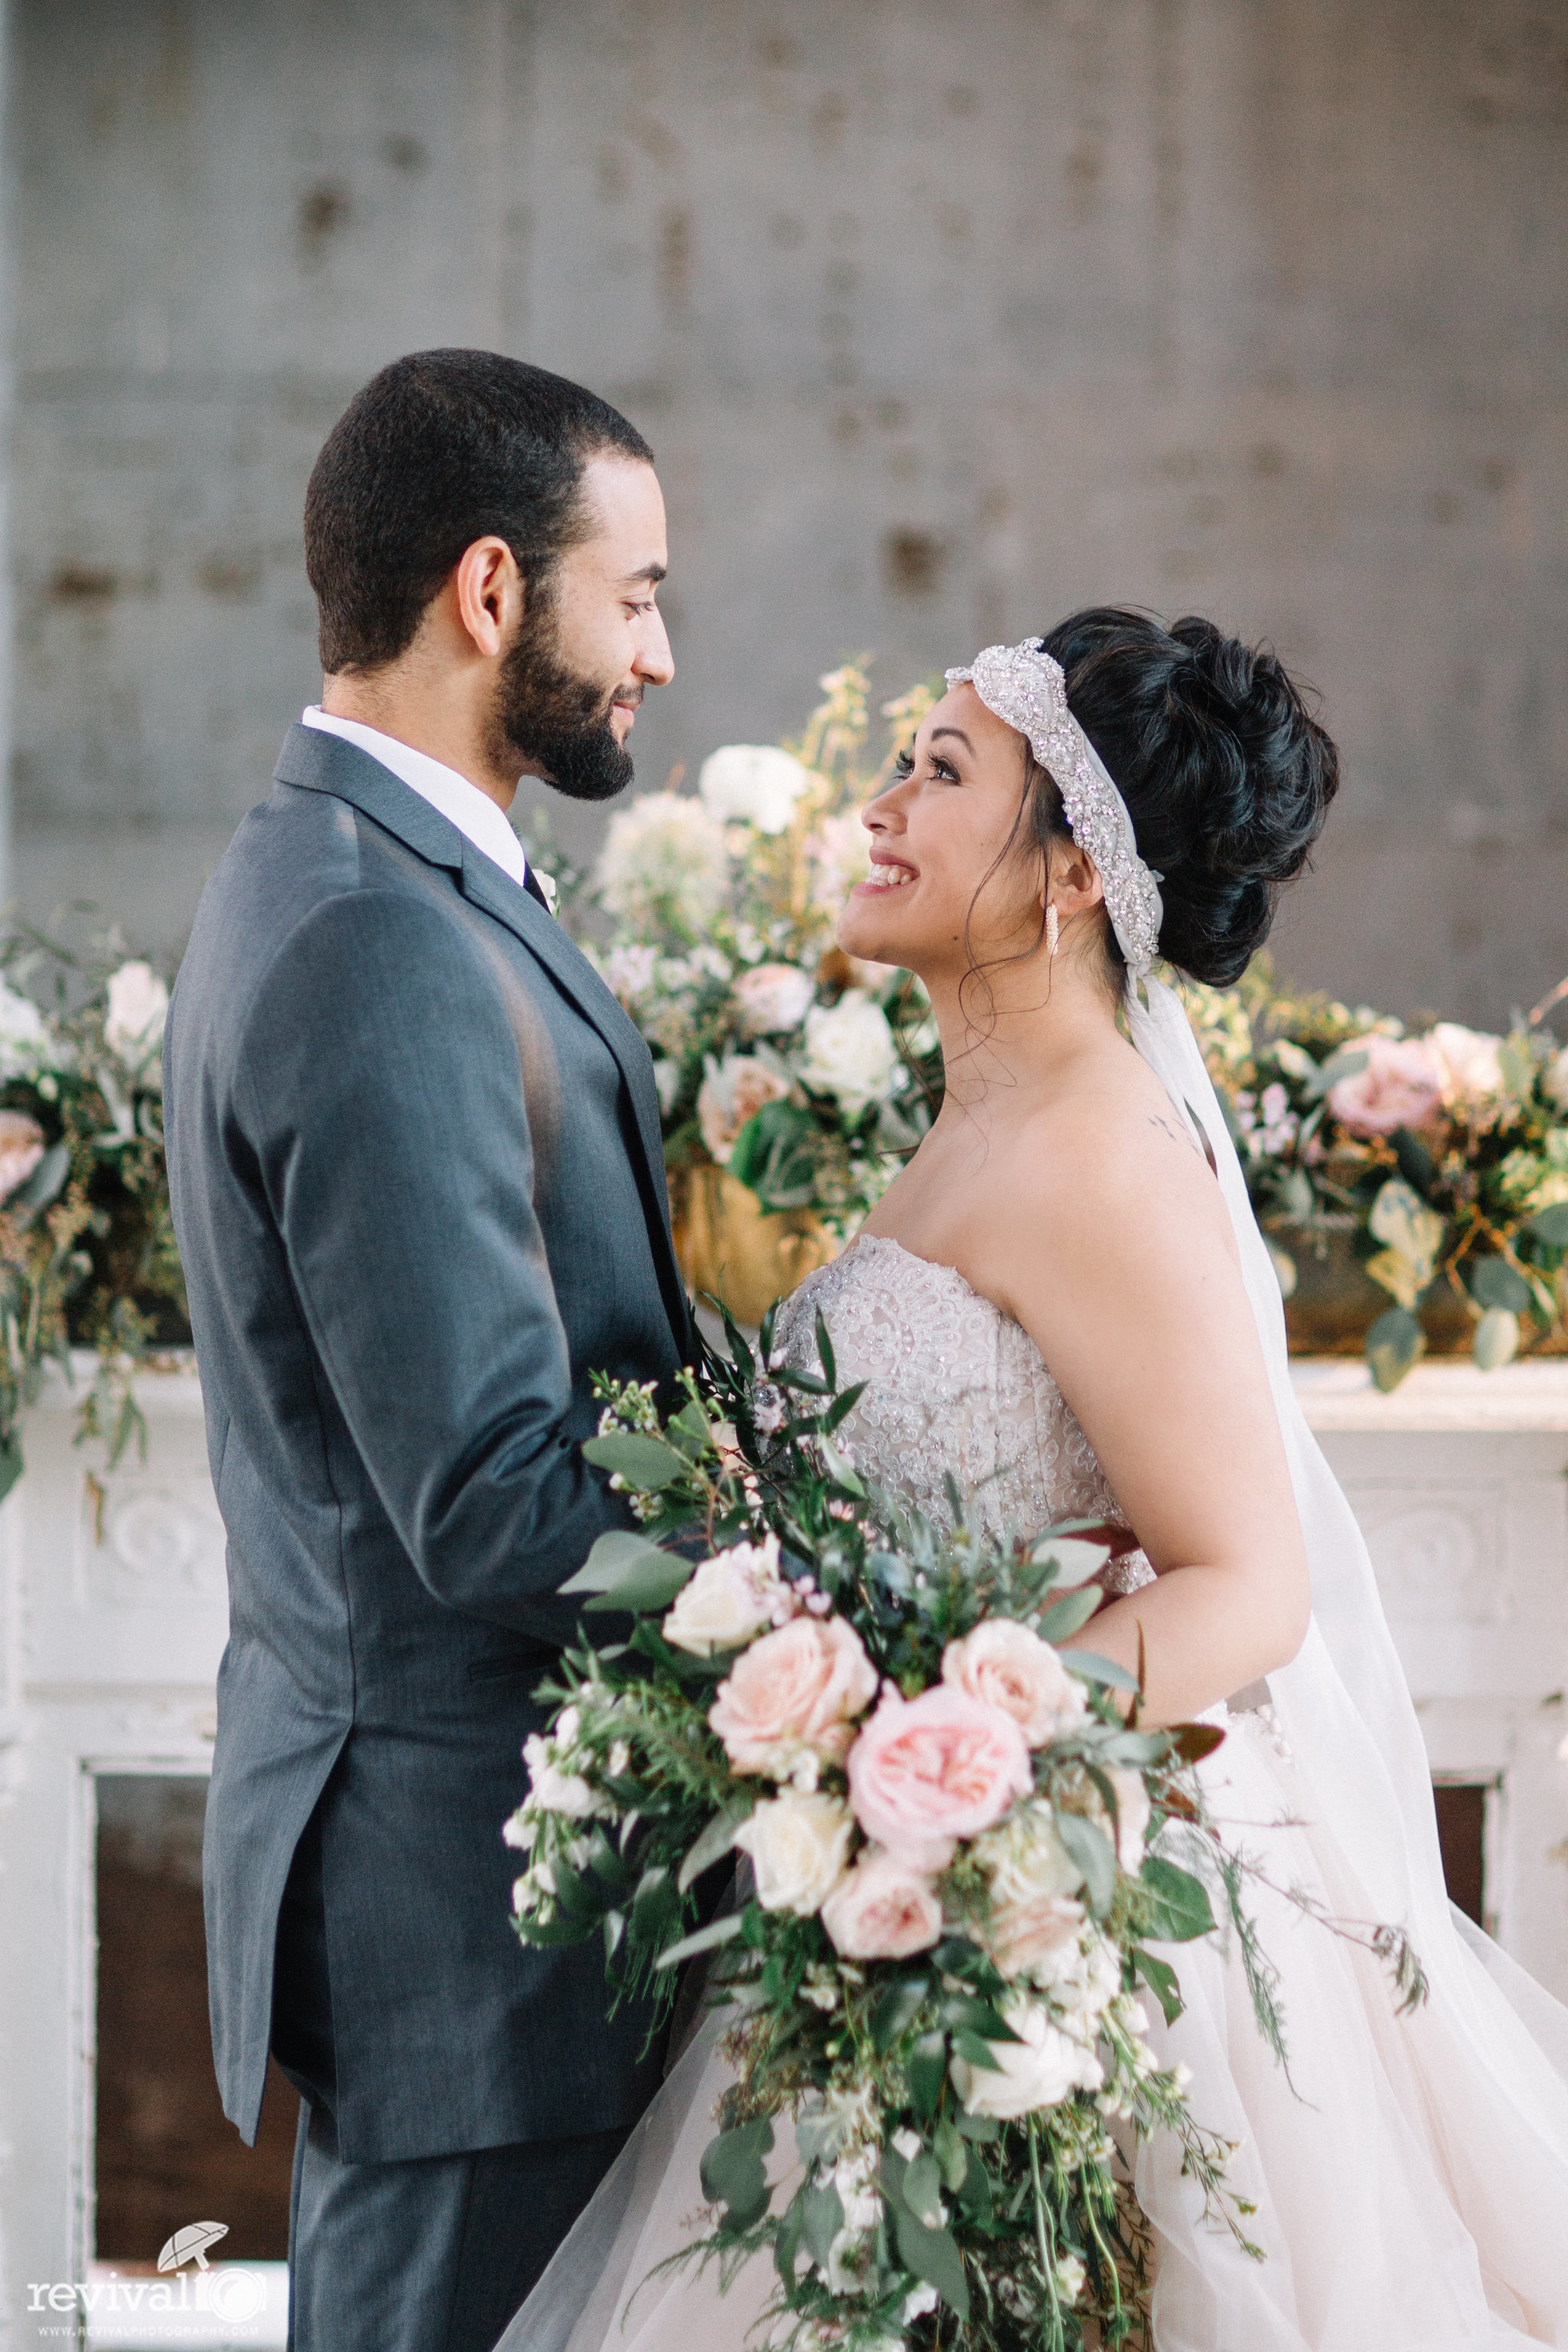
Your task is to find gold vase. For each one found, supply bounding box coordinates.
[673,1164,838,1330]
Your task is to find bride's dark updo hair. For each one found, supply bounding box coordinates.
[1034,607,1339,986]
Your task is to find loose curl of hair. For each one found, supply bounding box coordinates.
[958,607,1340,1011]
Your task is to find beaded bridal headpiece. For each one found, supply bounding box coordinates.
[945,639,1165,978]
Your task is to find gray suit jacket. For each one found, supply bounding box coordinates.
[165,723,691,2164]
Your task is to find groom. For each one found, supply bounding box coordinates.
[164,352,691,2352]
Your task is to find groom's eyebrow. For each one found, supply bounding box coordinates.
[619,559,667,586]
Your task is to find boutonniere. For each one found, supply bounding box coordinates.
[534,869,558,918]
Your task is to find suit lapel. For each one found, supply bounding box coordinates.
[273,725,691,1354]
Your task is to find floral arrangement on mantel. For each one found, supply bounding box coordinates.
[566,663,946,1324]
[0,931,185,1496]
[508,1314,1423,2350]
[1184,964,1568,1390]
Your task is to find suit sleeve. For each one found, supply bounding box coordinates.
[232,887,634,1628]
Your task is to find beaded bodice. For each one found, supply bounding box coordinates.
[773,1234,1153,1590]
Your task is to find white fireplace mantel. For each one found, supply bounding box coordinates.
[0,1351,1565,2342]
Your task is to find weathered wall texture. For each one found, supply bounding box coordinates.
[11,0,1567,1020]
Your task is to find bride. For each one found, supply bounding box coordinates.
[505,612,1568,2350]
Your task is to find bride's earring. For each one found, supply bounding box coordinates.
[1046,902,1060,959]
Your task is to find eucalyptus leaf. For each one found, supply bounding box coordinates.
[1030,1534,1111,1589]
[652,1913,744,1970]
[1035,1586,1103,1643]
[1366,1305,1424,1393]
[581,1432,688,1491]
[871,1975,930,2053]
[559,1528,673,1594]
[1132,1946,1184,2024]
[700,2117,774,2230]
[582,1555,695,1615]
[677,1805,751,1893]
[907,2029,948,2121]
[800,2179,844,2269]
[1469,1256,1535,1315]
[1139,1855,1217,1942]
[902,2150,945,2229]
[1054,1648,1140,1694]
[1473,1306,1520,1371]
[891,2206,969,2319]
[1056,1811,1117,1916]
[1528,1201,1568,1249]
[1306,1044,1368,1098]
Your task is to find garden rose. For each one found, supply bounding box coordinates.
[733,962,816,1037]
[709,1614,878,1775]
[1325,1034,1443,1135]
[845,1684,1033,1869]
[1428,1021,1507,1113]
[105,960,169,1068]
[987,1893,1085,1983]
[942,1619,1086,1746]
[736,1790,855,1913]
[949,2001,1103,2118]
[698,743,811,835]
[695,1051,791,1165]
[663,1534,791,1657]
[798,992,901,1114]
[0,1109,45,1200]
[975,1801,1085,1908]
[821,1848,943,1959]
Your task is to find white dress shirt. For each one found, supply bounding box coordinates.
[301,706,531,893]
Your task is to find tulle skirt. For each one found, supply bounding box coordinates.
[498,1708,1568,2352]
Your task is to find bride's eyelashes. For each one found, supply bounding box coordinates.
[893,747,961,785]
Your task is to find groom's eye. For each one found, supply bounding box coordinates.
[893,750,915,780]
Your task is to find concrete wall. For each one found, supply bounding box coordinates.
[10,0,1567,1023]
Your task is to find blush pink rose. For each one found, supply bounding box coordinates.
[988,1893,1085,1982]
[942,1620,1086,1748]
[821,1849,944,1959]
[708,1615,879,1774]
[845,1685,1033,1869]
[1326,1034,1444,1136]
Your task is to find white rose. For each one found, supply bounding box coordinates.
[698,744,811,835]
[950,2001,1103,2118]
[975,1802,1084,1908]
[0,983,51,1080]
[1544,1047,1568,1113]
[594,792,729,936]
[695,1051,791,1166]
[733,962,816,1037]
[662,1534,789,1656]
[601,942,658,1004]
[105,960,170,1069]
[1427,1021,1506,1110]
[797,991,901,1113]
[735,1789,855,1914]
[522,1733,605,1820]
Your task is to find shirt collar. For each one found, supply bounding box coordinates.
[301,707,530,893]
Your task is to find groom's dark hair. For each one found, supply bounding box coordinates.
[305,350,654,674]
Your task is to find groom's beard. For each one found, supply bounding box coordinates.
[488,598,637,804]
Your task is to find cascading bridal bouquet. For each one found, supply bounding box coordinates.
[506,1313,1414,2350]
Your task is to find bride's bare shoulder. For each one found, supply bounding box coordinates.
[982,1060,1236,1298]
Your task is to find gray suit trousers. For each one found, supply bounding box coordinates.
[276,1806,629,2352]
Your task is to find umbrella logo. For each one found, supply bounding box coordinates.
[156,2221,229,2273]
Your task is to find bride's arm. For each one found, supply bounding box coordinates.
[988,1102,1312,1729]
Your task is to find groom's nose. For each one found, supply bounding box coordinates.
[632,605,675,686]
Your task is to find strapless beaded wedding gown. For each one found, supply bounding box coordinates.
[505,1236,1568,2352]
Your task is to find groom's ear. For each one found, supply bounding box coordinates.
[452,536,525,662]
